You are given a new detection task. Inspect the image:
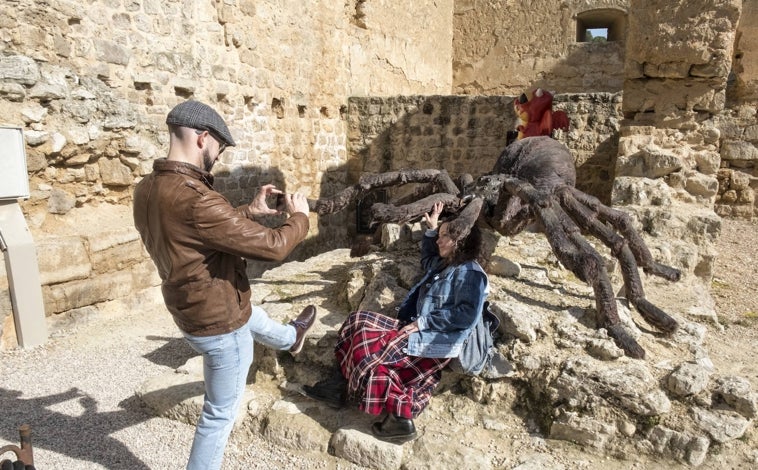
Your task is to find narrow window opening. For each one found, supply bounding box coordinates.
[576,9,626,42]
[586,28,608,42]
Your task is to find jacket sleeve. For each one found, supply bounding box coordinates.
[192,191,309,261]
[416,268,487,332]
[420,229,445,272]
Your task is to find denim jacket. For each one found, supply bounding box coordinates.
[397,229,489,358]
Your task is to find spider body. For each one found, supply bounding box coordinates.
[483,136,680,358]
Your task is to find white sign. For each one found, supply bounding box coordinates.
[0,126,30,200]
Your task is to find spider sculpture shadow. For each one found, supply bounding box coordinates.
[310,136,681,359]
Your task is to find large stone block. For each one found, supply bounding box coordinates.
[42,271,134,314]
[98,157,134,186]
[0,55,40,85]
[36,236,91,285]
[623,78,726,115]
[721,140,758,161]
[330,427,403,469]
[262,401,331,453]
[90,239,147,274]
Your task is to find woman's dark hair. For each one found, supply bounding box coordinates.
[445,222,483,266]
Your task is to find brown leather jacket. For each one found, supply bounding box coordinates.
[132,159,310,336]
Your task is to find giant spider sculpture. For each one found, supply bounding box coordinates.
[309,95,681,359]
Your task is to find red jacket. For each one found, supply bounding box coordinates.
[133,159,309,336]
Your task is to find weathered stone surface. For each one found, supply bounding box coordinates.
[684,173,719,198]
[487,255,521,278]
[0,55,40,85]
[0,82,26,101]
[356,262,408,313]
[490,300,544,343]
[42,271,134,314]
[722,140,758,160]
[98,157,134,186]
[549,357,671,416]
[611,177,673,207]
[84,227,141,252]
[550,411,617,449]
[331,427,404,469]
[692,407,750,443]
[137,371,205,425]
[615,147,683,178]
[47,187,76,214]
[643,425,710,467]
[90,239,146,273]
[693,150,721,175]
[666,362,711,397]
[35,236,91,285]
[263,401,331,452]
[714,376,758,419]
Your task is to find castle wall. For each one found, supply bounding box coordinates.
[0,0,454,347]
[1,0,756,350]
[718,0,758,218]
[612,0,742,285]
[452,0,629,94]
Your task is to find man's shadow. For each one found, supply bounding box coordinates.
[0,336,206,469]
[0,387,152,469]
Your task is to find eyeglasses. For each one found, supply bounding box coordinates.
[195,129,226,154]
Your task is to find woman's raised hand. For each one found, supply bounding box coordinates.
[422,201,444,231]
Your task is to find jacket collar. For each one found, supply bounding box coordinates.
[153,158,214,188]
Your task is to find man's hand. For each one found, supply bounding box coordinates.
[247,184,282,217]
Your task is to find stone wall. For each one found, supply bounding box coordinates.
[0,0,454,347]
[730,0,758,102]
[452,0,629,94]
[2,0,757,350]
[347,92,622,215]
[610,0,742,289]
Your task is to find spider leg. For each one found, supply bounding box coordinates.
[490,181,533,236]
[371,193,460,225]
[567,188,681,282]
[310,168,460,215]
[502,178,646,359]
[558,187,678,334]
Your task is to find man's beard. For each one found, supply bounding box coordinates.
[202,148,215,172]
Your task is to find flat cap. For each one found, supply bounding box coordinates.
[166,100,236,147]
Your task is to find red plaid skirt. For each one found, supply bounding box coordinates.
[335,310,450,419]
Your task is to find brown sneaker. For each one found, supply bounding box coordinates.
[289,305,316,354]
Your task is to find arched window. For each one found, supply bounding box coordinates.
[576,8,627,42]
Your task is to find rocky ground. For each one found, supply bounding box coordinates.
[0,217,756,469]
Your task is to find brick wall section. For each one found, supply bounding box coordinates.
[346,93,622,212]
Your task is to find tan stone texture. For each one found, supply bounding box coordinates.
[1,0,757,346]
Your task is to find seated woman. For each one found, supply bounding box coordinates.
[303,201,489,443]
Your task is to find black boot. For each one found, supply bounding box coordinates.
[371,414,417,443]
[301,371,348,409]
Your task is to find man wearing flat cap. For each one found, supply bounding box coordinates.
[133,100,317,470]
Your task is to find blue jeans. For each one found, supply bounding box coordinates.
[182,306,296,470]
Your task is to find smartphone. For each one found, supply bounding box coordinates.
[276,193,286,211]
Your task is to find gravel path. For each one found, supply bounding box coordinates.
[0,304,358,469]
[1,217,756,469]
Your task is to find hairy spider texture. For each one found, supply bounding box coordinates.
[310,136,681,359]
